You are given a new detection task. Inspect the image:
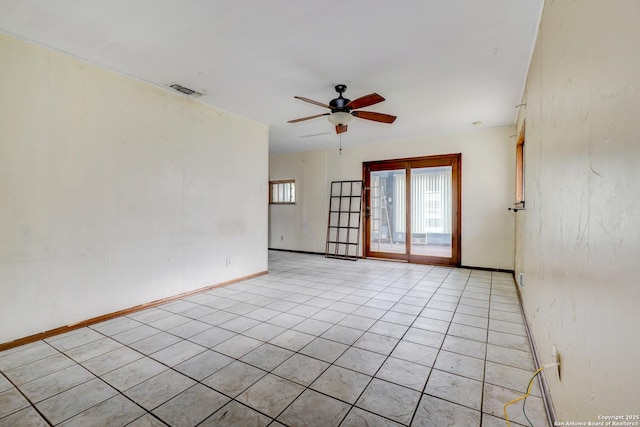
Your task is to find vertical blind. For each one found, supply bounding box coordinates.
[393,168,452,234]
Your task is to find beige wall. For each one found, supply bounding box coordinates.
[515,0,640,419]
[0,35,269,344]
[270,126,516,270]
[269,150,328,253]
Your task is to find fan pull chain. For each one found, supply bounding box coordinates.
[339,133,342,155]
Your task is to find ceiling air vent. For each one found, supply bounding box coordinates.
[169,84,202,97]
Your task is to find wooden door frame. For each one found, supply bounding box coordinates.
[363,154,462,266]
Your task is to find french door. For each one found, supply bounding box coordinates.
[363,154,461,266]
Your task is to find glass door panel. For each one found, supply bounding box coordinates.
[409,166,453,259]
[368,169,406,255]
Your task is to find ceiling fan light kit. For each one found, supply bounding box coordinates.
[327,112,354,126]
[288,84,396,134]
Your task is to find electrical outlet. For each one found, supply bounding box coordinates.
[226,257,232,268]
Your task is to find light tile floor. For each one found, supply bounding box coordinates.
[0,251,550,426]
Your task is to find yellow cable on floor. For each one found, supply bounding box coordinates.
[503,366,544,427]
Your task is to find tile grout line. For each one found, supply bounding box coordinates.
[132,260,411,425]
[338,264,445,426]
[1,255,539,426]
[275,259,508,424]
[264,263,439,426]
[206,269,534,424]
[422,272,492,416]
[182,265,495,425]
[256,262,409,425]
[348,265,457,426]
[406,266,461,426]
[478,271,495,427]
[0,346,56,426]
[45,326,189,426]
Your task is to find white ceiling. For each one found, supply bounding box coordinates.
[0,0,543,153]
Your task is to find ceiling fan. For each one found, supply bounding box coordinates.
[288,84,397,134]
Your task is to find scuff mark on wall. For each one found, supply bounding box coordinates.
[589,167,602,178]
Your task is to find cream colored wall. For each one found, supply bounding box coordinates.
[0,35,269,344]
[270,127,516,269]
[269,151,328,253]
[515,0,640,419]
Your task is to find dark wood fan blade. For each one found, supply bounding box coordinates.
[346,93,385,110]
[352,110,397,124]
[287,113,330,123]
[336,125,348,134]
[294,96,332,109]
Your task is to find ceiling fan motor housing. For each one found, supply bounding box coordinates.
[330,84,351,112]
[330,97,351,112]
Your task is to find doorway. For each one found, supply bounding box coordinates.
[363,154,461,266]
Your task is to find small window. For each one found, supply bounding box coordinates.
[270,180,296,204]
[515,126,525,203]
